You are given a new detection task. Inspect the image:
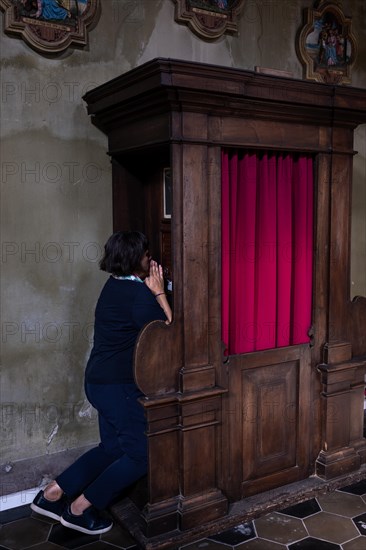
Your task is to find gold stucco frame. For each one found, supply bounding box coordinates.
[297,0,357,84]
[0,0,100,55]
[173,0,245,41]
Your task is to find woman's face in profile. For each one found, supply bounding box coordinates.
[137,250,151,278]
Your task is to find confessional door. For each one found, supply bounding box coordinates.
[219,149,314,500]
[221,346,312,499]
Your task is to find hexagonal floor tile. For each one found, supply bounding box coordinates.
[0,517,51,550]
[181,539,231,550]
[23,544,63,550]
[101,522,137,548]
[278,499,321,519]
[318,491,366,518]
[254,512,307,544]
[209,522,256,545]
[66,543,132,550]
[48,522,99,548]
[352,512,366,535]
[288,537,340,549]
[235,538,286,549]
[339,481,366,496]
[304,512,359,544]
[343,536,366,550]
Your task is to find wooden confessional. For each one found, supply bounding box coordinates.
[84,59,366,548]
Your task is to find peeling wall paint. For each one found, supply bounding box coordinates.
[46,425,59,446]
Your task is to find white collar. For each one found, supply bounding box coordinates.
[112,274,143,283]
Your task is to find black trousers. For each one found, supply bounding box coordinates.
[56,382,147,510]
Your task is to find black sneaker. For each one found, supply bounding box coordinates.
[60,505,113,535]
[31,490,67,521]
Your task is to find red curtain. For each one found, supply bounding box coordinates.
[222,149,313,355]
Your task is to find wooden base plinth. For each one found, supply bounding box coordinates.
[178,490,228,531]
[353,439,366,465]
[141,501,179,538]
[316,448,361,479]
[110,466,366,550]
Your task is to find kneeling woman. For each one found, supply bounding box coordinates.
[31,231,172,535]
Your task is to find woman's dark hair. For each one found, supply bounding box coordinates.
[99,231,149,276]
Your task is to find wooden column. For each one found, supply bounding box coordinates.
[130,135,228,534]
[315,117,366,479]
[316,342,366,478]
[174,137,228,530]
[142,396,180,537]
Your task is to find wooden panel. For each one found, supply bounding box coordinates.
[181,426,217,495]
[222,345,311,500]
[242,361,298,480]
[182,112,208,141]
[178,391,228,530]
[207,146,223,373]
[350,363,366,464]
[329,154,353,341]
[134,322,180,395]
[323,392,351,450]
[182,145,209,368]
[312,153,330,353]
[148,430,180,502]
[209,117,326,152]
[349,296,366,356]
[109,113,170,154]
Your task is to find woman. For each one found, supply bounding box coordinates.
[31,231,172,535]
[35,0,71,20]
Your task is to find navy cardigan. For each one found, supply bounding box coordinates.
[85,276,166,384]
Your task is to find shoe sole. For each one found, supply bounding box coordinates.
[60,516,113,535]
[30,502,61,521]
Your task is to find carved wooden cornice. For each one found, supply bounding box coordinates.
[84,58,366,146]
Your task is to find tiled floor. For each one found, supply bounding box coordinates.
[1,480,366,550]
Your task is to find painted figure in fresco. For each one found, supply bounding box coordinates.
[214,0,228,8]
[34,0,71,20]
[326,29,338,65]
[318,25,345,67]
[189,0,230,12]
[336,32,345,59]
[313,11,348,69]
[18,0,88,22]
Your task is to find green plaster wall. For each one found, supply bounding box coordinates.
[0,0,365,494]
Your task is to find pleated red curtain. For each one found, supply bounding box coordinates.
[221,149,314,355]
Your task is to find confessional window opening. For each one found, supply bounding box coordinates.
[161,167,172,293]
[221,148,314,356]
[351,124,366,300]
[114,149,171,274]
[163,167,172,219]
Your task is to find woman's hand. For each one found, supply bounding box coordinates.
[145,260,172,324]
[144,260,164,296]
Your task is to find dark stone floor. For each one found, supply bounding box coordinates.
[1,480,366,550]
